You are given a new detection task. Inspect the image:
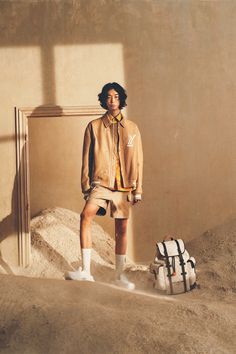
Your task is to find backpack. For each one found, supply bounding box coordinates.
[150,238,196,295]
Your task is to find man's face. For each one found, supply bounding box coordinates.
[106,89,120,111]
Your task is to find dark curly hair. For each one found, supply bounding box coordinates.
[98,82,127,110]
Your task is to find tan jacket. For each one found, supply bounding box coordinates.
[81,112,143,197]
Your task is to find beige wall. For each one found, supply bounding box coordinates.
[1,0,236,265]
[28,116,90,218]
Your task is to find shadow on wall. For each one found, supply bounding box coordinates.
[0,136,18,273]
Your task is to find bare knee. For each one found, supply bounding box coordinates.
[80,210,94,224]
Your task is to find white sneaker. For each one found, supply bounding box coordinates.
[114,273,135,290]
[65,267,94,282]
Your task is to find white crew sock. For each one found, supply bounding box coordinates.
[81,248,91,274]
[115,254,126,279]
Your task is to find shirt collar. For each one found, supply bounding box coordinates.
[102,112,126,128]
[108,112,122,123]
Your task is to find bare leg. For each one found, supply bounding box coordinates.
[80,202,100,249]
[115,218,128,255]
[114,218,135,290]
[64,202,100,281]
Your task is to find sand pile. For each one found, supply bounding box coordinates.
[187,218,236,297]
[17,207,124,282]
[1,207,236,296]
[0,273,235,354]
[0,208,236,353]
[7,207,141,285]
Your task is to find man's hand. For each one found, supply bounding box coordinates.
[132,194,142,205]
[83,189,91,201]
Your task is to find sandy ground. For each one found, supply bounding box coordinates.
[0,207,235,354]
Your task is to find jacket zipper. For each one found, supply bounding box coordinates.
[112,123,115,187]
[117,124,122,186]
[109,123,114,188]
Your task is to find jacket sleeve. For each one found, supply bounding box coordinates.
[134,126,143,197]
[81,123,93,193]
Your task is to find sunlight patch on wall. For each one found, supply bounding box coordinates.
[0,47,42,110]
[54,44,125,106]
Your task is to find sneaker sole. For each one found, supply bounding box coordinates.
[114,279,135,290]
[64,272,94,282]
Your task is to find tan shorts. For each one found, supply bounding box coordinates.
[87,185,131,219]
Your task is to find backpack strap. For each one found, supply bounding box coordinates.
[162,241,173,295]
[175,239,187,292]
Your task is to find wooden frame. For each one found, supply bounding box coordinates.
[15,105,104,267]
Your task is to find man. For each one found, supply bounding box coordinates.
[65,82,143,290]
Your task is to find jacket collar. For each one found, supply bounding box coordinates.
[102,112,126,128]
